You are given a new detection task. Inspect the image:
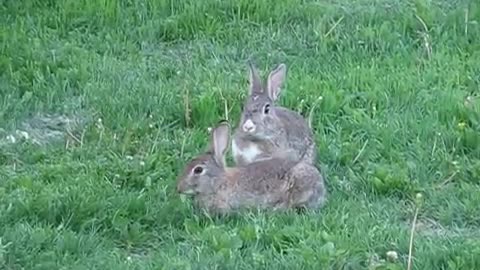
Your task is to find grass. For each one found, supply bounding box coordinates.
[1,0,480,269]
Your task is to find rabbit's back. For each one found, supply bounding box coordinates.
[228,157,298,207]
[274,106,317,164]
[286,162,326,209]
[231,157,325,210]
[194,159,326,212]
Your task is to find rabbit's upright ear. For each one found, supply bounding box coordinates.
[267,63,287,101]
[248,61,263,95]
[211,120,230,167]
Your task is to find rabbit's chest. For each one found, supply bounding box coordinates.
[232,139,265,163]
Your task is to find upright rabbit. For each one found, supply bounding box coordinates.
[232,62,316,167]
[176,120,326,214]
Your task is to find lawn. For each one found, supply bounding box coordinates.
[1,0,480,269]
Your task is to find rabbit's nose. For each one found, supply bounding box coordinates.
[242,119,256,133]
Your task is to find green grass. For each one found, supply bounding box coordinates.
[1,0,480,269]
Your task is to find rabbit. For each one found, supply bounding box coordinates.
[176,120,326,214]
[231,61,317,167]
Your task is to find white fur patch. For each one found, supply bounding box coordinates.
[232,139,262,164]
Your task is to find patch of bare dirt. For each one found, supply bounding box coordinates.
[0,113,89,146]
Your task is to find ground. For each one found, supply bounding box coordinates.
[1,0,480,269]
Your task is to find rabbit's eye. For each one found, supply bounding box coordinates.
[263,104,271,114]
[193,166,204,174]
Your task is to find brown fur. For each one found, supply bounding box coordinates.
[177,120,326,214]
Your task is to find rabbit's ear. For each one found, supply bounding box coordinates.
[267,63,287,101]
[211,120,230,167]
[248,61,263,95]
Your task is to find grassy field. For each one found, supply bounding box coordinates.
[1,0,480,269]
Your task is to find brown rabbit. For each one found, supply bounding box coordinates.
[231,62,316,167]
[176,120,326,214]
